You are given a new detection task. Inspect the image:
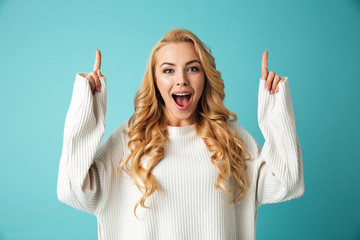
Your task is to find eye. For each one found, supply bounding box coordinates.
[163,69,174,74]
[188,66,199,72]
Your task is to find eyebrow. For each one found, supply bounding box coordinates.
[159,60,200,68]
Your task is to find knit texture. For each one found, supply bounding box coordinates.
[57,73,304,240]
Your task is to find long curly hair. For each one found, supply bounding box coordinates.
[117,28,252,219]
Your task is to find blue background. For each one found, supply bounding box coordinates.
[1,0,359,239]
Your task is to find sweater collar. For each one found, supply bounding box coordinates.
[167,124,196,138]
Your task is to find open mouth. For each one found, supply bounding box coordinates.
[172,93,192,110]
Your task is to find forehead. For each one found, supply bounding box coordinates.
[156,42,200,65]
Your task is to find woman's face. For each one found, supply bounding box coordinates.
[155,42,205,127]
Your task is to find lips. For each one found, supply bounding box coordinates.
[172,92,192,110]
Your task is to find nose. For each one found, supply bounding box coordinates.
[176,70,189,86]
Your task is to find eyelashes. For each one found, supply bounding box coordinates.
[188,66,200,72]
[163,69,173,74]
[163,66,200,74]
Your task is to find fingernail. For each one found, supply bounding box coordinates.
[276,89,279,93]
[265,85,269,90]
[97,87,101,92]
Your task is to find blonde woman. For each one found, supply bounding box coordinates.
[57,28,304,239]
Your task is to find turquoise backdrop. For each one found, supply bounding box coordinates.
[1,0,359,239]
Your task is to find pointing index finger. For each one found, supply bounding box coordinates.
[261,49,268,79]
[93,49,101,71]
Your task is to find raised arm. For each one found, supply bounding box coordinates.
[255,50,305,207]
[57,49,113,216]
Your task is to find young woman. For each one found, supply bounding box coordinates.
[57,28,304,240]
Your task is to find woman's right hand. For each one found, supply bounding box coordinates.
[85,49,104,95]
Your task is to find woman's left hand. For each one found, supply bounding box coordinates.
[261,49,284,94]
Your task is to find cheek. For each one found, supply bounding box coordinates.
[156,77,172,99]
[194,76,205,98]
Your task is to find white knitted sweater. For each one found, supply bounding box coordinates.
[57,73,304,240]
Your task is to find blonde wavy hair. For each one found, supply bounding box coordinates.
[117,28,252,219]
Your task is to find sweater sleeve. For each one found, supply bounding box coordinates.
[56,72,114,216]
[254,77,305,207]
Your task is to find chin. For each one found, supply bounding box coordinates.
[167,109,197,125]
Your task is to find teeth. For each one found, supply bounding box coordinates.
[173,93,191,96]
